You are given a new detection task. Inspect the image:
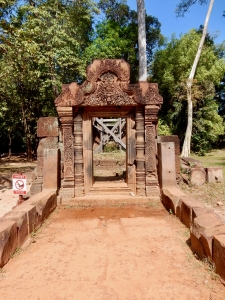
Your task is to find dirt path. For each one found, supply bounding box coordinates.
[0,205,225,300]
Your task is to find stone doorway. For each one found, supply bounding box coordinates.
[54,59,163,200]
[82,107,136,196]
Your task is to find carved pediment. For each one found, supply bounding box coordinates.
[54,59,163,107]
[55,82,83,107]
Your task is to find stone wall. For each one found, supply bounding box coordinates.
[0,190,57,268]
[158,141,225,281]
[30,117,60,195]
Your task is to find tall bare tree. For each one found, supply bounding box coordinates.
[136,0,147,81]
[180,0,215,157]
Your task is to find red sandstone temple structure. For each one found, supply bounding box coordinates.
[32,59,167,201]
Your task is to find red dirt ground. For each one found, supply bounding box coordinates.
[0,204,225,300]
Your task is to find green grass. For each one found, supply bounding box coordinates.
[190,149,225,182]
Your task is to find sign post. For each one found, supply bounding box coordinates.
[12,174,27,205]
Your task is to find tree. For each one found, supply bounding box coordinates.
[136,0,147,81]
[85,0,163,82]
[0,0,97,159]
[176,0,215,156]
[151,29,225,154]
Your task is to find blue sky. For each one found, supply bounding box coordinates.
[127,0,225,44]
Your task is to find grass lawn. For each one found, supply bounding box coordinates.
[190,149,225,182]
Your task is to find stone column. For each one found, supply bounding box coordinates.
[74,109,84,196]
[135,107,146,196]
[57,107,74,198]
[145,105,160,197]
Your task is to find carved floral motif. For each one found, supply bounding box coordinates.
[63,127,74,177]
[81,72,137,106]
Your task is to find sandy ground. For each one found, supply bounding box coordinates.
[0,205,225,300]
[0,187,19,217]
[0,185,31,218]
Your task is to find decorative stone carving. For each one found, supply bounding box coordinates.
[74,109,84,196]
[81,72,137,106]
[86,59,130,83]
[55,82,84,107]
[135,107,146,196]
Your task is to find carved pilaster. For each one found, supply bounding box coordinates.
[74,109,84,196]
[145,105,160,197]
[135,107,146,196]
[57,107,74,198]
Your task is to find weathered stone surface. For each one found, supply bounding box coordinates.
[37,137,59,157]
[190,212,223,258]
[0,220,17,267]
[191,213,223,238]
[191,206,211,223]
[36,156,44,177]
[206,167,223,183]
[158,135,180,175]
[43,149,59,190]
[190,168,206,186]
[30,178,43,196]
[25,172,37,185]
[179,196,205,228]
[213,234,225,280]
[27,190,57,225]
[201,225,225,258]
[161,187,186,215]
[3,211,28,246]
[158,142,176,188]
[12,203,38,233]
[37,117,59,138]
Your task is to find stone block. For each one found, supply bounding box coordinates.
[157,142,176,188]
[3,211,28,246]
[37,137,59,157]
[213,235,225,280]
[93,160,100,167]
[12,203,38,233]
[99,160,117,166]
[37,117,59,138]
[25,172,37,185]
[27,190,57,225]
[206,167,223,183]
[179,196,205,228]
[190,232,204,259]
[161,187,186,215]
[201,225,225,258]
[191,206,211,223]
[43,149,59,190]
[30,178,43,196]
[190,168,206,186]
[36,156,44,177]
[158,135,180,175]
[190,212,223,258]
[0,220,18,267]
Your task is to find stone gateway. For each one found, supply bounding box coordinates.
[32,59,163,201]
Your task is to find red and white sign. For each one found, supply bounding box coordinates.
[12,174,27,195]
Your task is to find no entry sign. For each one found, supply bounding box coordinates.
[12,174,27,195]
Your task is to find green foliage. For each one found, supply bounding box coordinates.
[157,118,172,136]
[0,0,97,157]
[151,29,225,153]
[104,141,119,152]
[85,0,164,83]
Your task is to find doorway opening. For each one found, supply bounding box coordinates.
[92,117,127,182]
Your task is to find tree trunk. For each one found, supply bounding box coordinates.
[181,0,214,157]
[8,131,12,159]
[136,0,147,81]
